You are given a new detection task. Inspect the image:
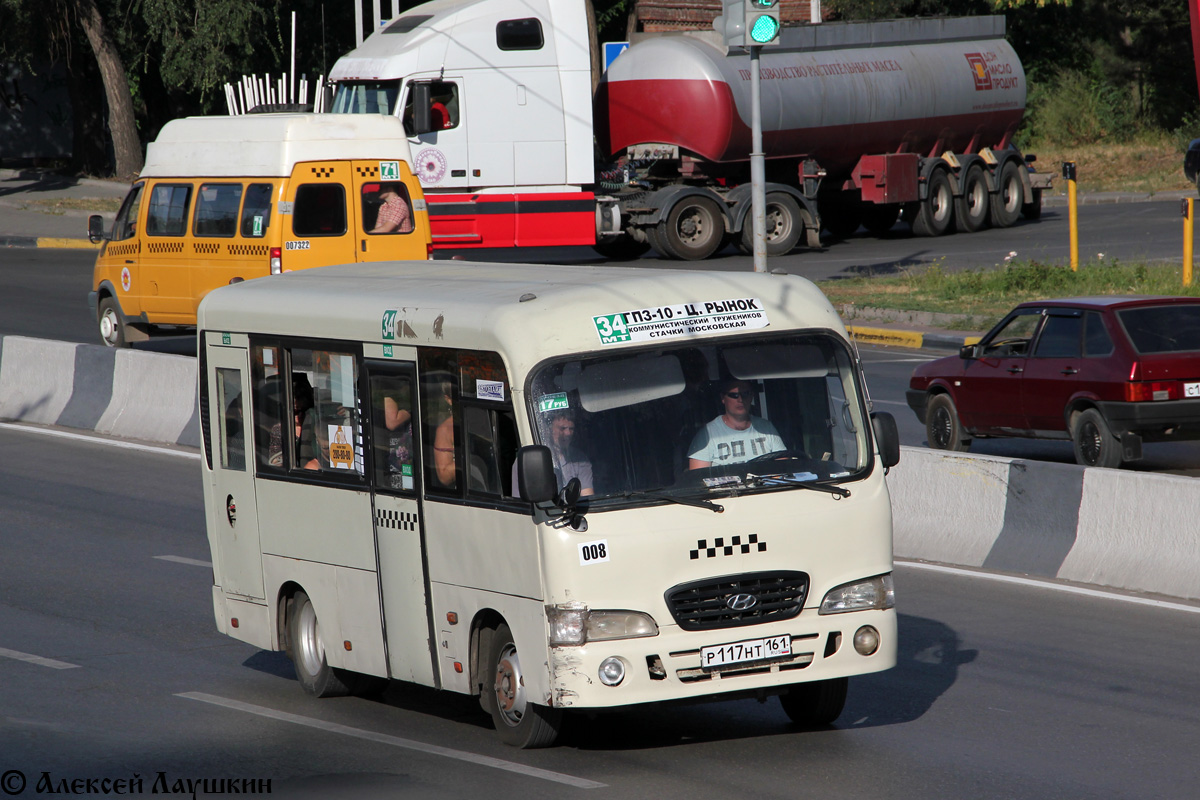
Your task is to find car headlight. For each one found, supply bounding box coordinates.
[547,605,659,646]
[819,574,895,615]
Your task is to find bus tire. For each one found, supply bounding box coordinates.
[485,623,562,748]
[779,677,848,727]
[287,590,352,698]
[97,296,147,348]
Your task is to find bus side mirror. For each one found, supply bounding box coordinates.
[517,445,556,503]
[88,214,107,244]
[871,411,900,469]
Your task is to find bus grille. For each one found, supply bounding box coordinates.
[665,571,808,631]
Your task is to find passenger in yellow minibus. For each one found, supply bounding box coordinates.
[369,183,413,234]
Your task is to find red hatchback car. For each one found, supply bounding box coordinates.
[907,296,1200,468]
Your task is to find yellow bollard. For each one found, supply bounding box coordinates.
[1063,161,1078,272]
[1185,198,1195,287]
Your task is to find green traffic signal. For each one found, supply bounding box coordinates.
[748,14,780,43]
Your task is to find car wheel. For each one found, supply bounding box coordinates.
[779,677,848,727]
[287,590,352,698]
[925,393,971,452]
[485,623,562,748]
[1072,408,1122,469]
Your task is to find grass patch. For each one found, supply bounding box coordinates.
[1027,132,1194,196]
[25,197,123,214]
[820,259,1200,330]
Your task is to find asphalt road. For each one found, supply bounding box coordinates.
[2,423,1198,798]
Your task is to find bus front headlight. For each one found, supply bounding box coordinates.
[819,574,895,615]
[547,605,658,646]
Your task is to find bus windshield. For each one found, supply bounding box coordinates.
[525,333,871,504]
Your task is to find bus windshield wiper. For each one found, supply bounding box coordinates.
[746,472,851,498]
[618,489,724,513]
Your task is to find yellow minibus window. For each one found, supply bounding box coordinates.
[362,182,414,235]
[293,184,347,237]
[111,184,143,241]
[146,183,192,236]
[240,183,274,237]
[194,183,243,237]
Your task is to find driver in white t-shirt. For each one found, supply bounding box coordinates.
[688,380,786,469]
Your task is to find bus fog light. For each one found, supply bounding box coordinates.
[598,657,626,686]
[853,626,880,656]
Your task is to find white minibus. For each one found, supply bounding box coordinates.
[197,261,900,748]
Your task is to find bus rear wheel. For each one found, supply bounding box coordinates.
[484,623,562,748]
[287,590,352,698]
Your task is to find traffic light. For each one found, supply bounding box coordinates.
[745,0,781,45]
[713,1,746,47]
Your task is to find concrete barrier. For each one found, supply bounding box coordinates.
[0,335,199,448]
[2,334,1196,602]
[889,447,1200,602]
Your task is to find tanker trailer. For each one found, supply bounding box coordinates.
[596,15,1050,259]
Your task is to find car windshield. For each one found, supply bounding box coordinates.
[330,81,401,115]
[525,333,872,506]
[1118,305,1200,354]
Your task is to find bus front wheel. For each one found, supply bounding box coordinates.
[779,677,848,727]
[484,623,562,748]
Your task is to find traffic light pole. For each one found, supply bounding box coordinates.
[749,44,766,273]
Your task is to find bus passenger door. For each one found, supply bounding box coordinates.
[367,360,436,686]
[280,164,355,272]
[205,339,265,600]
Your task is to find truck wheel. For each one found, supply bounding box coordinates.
[592,237,651,261]
[989,161,1024,228]
[657,196,725,260]
[926,393,971,451]
[740,192,803,256]
[861,203,900,236]
[1071,409,1122,469]
[1022,187,1043,220]
[287,590,352,698]
[484,623,562,748]
[910,169,954,237]
[955,165,990,233]
[779,677,848,727]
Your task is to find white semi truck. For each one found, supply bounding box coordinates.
[328,0,1049,259]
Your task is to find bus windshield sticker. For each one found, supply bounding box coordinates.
[592,298,769,345]
[476,379,505,401]
[537,392,569,413]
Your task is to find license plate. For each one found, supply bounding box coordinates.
[1186,382,1200,398]
[700,634,792,670]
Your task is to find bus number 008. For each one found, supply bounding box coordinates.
[578,540,610,565]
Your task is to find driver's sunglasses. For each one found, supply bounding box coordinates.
[724,390,754,400]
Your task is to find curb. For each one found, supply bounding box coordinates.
[0,235,100,250]
[846,324,981,351]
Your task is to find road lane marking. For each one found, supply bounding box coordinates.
[154,555,213,568]
[897,560,1200,615]
[0,647,81,670]
[0,422,199,459]
[176,692,606,789]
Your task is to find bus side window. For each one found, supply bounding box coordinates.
[112,184,143,241]
[292,184,347,236]
[371,374,414,492]
[216,368,245,471]
[194,183,243,237]
[240,183,274,238]
[421,350,459,493]
[251,345,285,470]
[146,183,192,236]
[293,348,363,474]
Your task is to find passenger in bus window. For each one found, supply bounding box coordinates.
[432,382,457,488]
[369,182,413,234]
[687,380,786,469]
[378,382,413,489]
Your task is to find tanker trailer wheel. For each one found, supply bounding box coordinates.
[861,203,901,236]
[658,196,725,260]
[989,161,1024,228]
[910,169,954,237]
[955,165,990,233]
[739,192,803,256]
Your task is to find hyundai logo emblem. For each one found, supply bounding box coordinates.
[726,593,758,611]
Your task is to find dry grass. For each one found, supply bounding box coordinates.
[25,197,123,214]
[1029,135,1194,195]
